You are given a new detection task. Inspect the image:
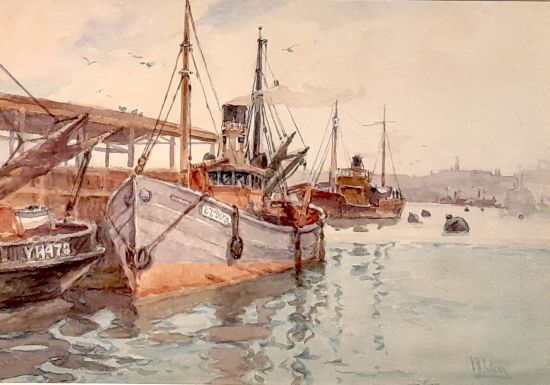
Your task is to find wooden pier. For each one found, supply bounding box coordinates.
[0,93,218,222]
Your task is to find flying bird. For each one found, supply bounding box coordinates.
[128,52,144,59]
[96,88,103,93]
[81,57,97,65]
[282,44,298,53]
[118,106,127,113]
[139,61,155,68]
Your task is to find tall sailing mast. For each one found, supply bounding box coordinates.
[329,101,339,193]
[365,105,396,187]
[252,27,266,162]
[381,105,386,187]
[180,0,192,186]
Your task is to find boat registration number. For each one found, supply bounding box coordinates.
[200,205,231,226]
[23,242,72,261]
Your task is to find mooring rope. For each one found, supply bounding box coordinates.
[145,193,208,253]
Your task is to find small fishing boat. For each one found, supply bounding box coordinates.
[0,205,105,307]
[106,1,324,298]
[0,75,117,307]
[296,102,405,222]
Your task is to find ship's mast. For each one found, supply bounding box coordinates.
[329,101,339,193]
[180,0,192,186]
[252,27,266,161]
[381,104,386,187]
[364,105,396,187]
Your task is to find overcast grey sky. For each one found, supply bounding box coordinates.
[1,0,550,175]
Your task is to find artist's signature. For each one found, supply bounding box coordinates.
[470,355,508,378]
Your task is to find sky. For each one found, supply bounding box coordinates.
[1,0,550,176]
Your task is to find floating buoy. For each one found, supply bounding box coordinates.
[408,212,419,223]
[444,214,470,233]
[518,214,525,220]
[464,207,470,212]
[421,209,431,217]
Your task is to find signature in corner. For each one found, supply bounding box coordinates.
[470,355,508,378]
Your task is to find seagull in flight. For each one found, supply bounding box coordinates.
[140,61,155,68]
[81,57,97,65]
[128,52,144,59]
[282,44,298,53]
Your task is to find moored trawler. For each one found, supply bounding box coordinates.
[295,102,404,221]
[106,1,324,298]
[0,205,105,307]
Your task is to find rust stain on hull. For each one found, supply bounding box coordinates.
[130,259,319,299]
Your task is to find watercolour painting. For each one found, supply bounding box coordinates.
[1,0,550,384]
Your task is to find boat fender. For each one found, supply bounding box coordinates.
[134,246,152,270]
[125,245,135,265]
[124,192,134,207]
[126,245,152,270]
[230,205,243,259]
[293,227,302,274]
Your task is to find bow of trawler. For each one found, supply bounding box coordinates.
[106,172,324,297]
[105,15,325,298]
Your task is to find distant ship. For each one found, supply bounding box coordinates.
[106,1,324,298]
[294,102,404,221]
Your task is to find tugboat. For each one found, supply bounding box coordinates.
[0,205,105,307]
[296,102,404,222]
[106,1,324,298]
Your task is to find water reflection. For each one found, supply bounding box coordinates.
[1,238,549,384]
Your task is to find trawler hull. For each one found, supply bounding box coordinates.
[0,222,105,308]
[106,176,322,298]
[310,189,404,220]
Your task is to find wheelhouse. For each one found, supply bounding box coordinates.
[208,170,265,189]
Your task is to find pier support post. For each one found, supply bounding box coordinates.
[8,130,14,156]
[169,136,175,170]
[294,227,302,275]
[319,222,325,262]
[104,143,110,167]
[127,127,135,168]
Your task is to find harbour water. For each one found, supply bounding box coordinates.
[1,203,549,384]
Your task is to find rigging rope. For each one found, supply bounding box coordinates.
[371,132,384,177]
[146,193,208,253]
[385,130,402,191]
[265,102,283,141]
[312,132,332,186]
[0,63,58,122]
[338,125,352,168]
[308,104,334,180]
[188,4,221,111]
[261,106,277,161]
[285,105,307,148]
[191,50,219,138]
[140,78,183,173]
[64,149,92,219]
[135,47,182,173]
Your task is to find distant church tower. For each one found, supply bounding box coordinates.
[454,156,460,171]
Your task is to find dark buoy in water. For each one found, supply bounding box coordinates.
[444,214,470,233]
[464,206,470,212]
[480,207,485,212]
[408,212,419,223]
[518,214,525,220]
[421,209,431,217]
